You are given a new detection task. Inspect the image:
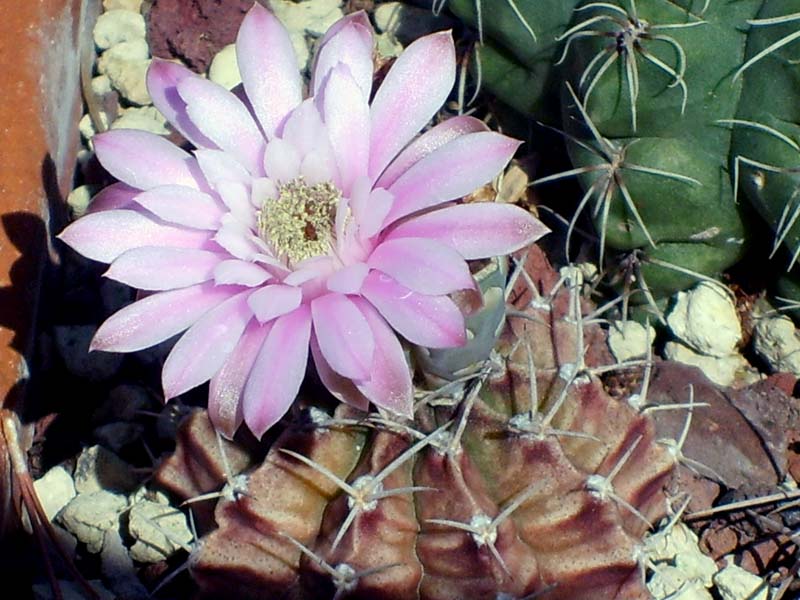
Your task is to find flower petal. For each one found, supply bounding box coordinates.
[368,31,455,179]
[349,180,392,240]
[311,293,374,380]
[280,99,326,158]
[195,149,251,188]
[91,282,235,352]
[361,271,465,348]
[386,203,550,259]
[322,64,369,195]
[58,209,211,263]
[247,284,302,323]
[237,3,302,138]
[209,320,272,438]
[105,247,223,290]
[134,185,224,230]
[214,260,272,287]
[312,12,373,98]
[368,237,475,294]
[177,76,265,174]
[384,131,521,225]
[213,215,261,260]
[310,334,370,411]
[352,298,412,417]
[243,306,311,438]
[327,262,369,294]
[94,129,201,190]
[146,59,216,149]
[162,291,254,400]
[217,181,256,229]
[263,137,301,183]
[86,182,139,214]
[376,115,488,189]
[251,177,278,208]
[299,149,339,186]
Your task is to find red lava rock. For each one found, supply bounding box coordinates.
[700,525,738,561]
[648,362,785,492]
[726,373,800,477]
[146,0,252,72]
[787,431,800,484]
[345,0,375,13]
[740,538,782,574]
[668,465,720,516]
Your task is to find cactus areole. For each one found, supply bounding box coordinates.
[58,4,549,439]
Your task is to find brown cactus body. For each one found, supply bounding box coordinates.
[157,251,677,600]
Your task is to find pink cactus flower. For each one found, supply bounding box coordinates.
[59,4,548,438]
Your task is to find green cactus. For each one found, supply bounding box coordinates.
[550,0,759,314]
[447,0,581,119]
[155,255,685,599]
[726,0,800,310]
[448,0,800,315]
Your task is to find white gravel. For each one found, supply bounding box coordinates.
[93,10,146,50]
[667,282,741,358]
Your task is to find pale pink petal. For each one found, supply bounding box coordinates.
[194,149,251,188]
[322,64,369,195]
[352,298,413,417]
[386,203,550,259]
[310,334,370,411]
[146,59,216,149]
[354,187,392,239]
[243,306,311,438]
[213,216,260,260]
[368,237,475,294]
[335,214,370,265]
[91,282,235,352]
[332,194,347,245]
[105,248,223,290]
[360,271,466,348]
[162,291,254,399]
[283,268,321,287]
[384,132,521,225]
[217,181,256,229]
[263,137,301,183]
[376,115,489,189]
[247,284,302,323]
[177,76,265,174]
[284,255,336,283]
[94,129,201,190]
[299,149,339,186]
[134,185,224,230]
[280,99,326,157]
[209,320,272,438]
[236,3,302,138]
[327,262,368,294]
[58,209,211,263]
[86,182,138,214]
[312,13,373,98]
[368,31,455,179]
[311,293,374,380]
[214,260,272,286]
[251,177,278,208]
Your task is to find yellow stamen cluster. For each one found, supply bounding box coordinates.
[258,178,340,263]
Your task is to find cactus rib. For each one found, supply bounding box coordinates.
[534,85,700,262]
[734,12,800,81]
[555,0,702,130]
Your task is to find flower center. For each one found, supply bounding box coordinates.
[258,177,340,263]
